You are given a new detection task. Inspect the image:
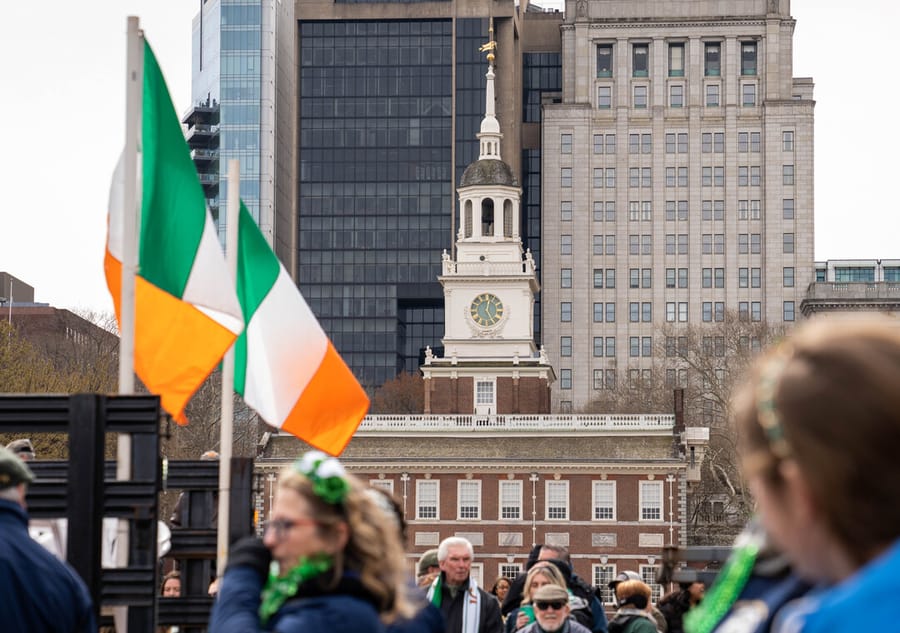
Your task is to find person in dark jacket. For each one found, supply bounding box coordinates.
[426,536,503,633]
[0,446,96,633]
[517,584,592,633]
[608,580,658,633]
[503,544,608,633]
[658,582,703,633]
[209,450,416,632]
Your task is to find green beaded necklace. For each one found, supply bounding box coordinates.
[683,542,759,633]
[259,553,333,625]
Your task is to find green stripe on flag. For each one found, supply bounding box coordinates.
[139,41,207,298]
[234,202,280,394]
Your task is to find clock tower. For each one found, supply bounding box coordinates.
[422,27,554,415]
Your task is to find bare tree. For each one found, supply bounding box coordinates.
[370,372,424,414]
[161,370,261,461]
[583,312,785,544]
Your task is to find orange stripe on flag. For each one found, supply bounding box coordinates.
[105,252,238,424]
[280,341,369,456]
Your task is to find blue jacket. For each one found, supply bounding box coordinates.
[210,565,385,632]
[0,498,96,633]
[772,538,900,633]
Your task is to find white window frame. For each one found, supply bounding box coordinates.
[416,479,439,520]
[639,480,663,522]
[592,480,617,521]
[545,480,570,521]
[640,565,663,602]
[474,378,496,414]
[370,479,394,494]
[470,563,484,588]
[500,563,522,580]
[499,480,523,521]
[593,564,617,605]
[457,480,482,521]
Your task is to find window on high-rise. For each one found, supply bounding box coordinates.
[560,369,572,390]
[670,84,684,108]
[742,42,758,75]
[598,86,612,109]
[783,301,795,322]
[561,268,572,288]
[705,42,721,76]
[633,43,649,77]
[743,83,757,107]
[669,43,684,77]
[783,233,794,254]
[561,167,572,188]
[783,130,794,151]
[561,302,572,322]
[560,133,572,154]
[597,44,613,77]
[784,267,795,287]
[560,201,572,221]
[834,267,875,282]
[783,165,794,185]
[706,83,720,106]
[633,85,648,109]
[561,234,572,255]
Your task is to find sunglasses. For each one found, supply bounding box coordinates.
[534,600,567,611]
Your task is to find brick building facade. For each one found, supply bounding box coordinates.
[257,415,709,604]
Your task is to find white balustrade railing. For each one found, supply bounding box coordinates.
[357,413,674,433]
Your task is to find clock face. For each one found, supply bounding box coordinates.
[470,293,504,327]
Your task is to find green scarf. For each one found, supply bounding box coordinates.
[683,542,759,633]
[259,553,333,625]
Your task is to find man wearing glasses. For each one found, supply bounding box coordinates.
[519,584,591,633]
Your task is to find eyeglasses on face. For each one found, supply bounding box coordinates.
[262,517,319,539]
[534,600,567,611]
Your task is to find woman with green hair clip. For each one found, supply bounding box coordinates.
[687,316,900,633]
[210,450,415,632]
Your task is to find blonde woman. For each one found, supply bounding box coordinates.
[210,451,414,632]
[507,564,569,633]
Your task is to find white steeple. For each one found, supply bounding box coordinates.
[477,21,502,161]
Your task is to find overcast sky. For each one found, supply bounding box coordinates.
[1,0,897,314]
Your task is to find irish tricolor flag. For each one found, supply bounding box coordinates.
[105,41,243,424]
[234,202,369,455]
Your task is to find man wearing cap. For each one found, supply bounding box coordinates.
[426,536,502,633]
[518,584,591,633]
[6,437,35,461]
[417,548,440,588]
[0,446,96,632]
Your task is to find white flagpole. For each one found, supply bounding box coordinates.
[115,16,142,633]
[217,159,241,576]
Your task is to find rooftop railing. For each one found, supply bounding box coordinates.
[357,413,674,433]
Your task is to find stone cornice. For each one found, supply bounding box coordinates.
[562,18,769,32]
[255,458,686,474]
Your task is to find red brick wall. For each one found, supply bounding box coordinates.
[427,376,475,414]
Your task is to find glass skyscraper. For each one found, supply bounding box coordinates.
[185,0,275,241]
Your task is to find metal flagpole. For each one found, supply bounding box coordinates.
[115,16,143,633]
[217,159,241,576]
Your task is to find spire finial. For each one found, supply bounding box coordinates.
[479,18,497,64]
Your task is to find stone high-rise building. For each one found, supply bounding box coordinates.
[541,0,814,409]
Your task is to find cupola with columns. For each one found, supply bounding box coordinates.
[422,21,554,415]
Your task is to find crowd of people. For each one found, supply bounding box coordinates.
[2,316,900,632]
